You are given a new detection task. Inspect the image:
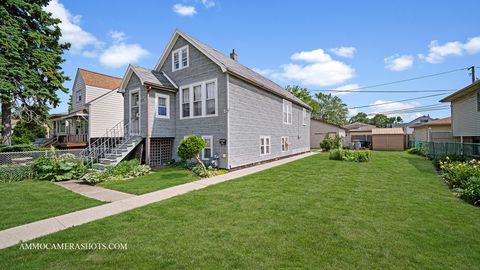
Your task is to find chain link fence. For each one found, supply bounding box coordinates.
[409,140,480,159]
[0,149,84,183]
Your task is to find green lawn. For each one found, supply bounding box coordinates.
[1,152,479,269]
[0,181,101,231]
[98,167,199,195]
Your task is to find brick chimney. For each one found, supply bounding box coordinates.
[230,49,237,61]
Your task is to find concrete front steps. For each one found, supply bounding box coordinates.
[96,136,143,169]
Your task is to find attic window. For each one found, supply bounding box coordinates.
[172,45,189,72]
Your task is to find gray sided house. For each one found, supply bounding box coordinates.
[116,29,311,169]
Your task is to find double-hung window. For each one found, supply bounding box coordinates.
[283,99,292,124]
[172,45,189,71]
[281,136,289,152]
[181,88,190,118]
[260,136,271,155]
[206,82,216,115]
[155,93,170,118]
[201,136,213,160]
[193,85,202,116]
[76,91,82,103]
[180,79,217,119]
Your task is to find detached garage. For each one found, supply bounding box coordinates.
[372,128,405,151]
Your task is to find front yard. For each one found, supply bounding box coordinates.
[0,181,101,230]
[1,152,479,269]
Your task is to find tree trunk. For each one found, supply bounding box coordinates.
[194,154,206,169]
[1,101,12,145]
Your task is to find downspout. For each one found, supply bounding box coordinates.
[145,86,151,165]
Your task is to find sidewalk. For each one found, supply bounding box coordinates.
[0,152,316,249]
[55,180,136,202]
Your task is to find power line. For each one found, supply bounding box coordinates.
[314,89,455,93]
[349,93,452,109]
[314,67,468,93]
[366,104,450,115]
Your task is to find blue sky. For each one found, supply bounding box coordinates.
[48,0,480,121]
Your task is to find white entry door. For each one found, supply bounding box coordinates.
[130,91,140,135]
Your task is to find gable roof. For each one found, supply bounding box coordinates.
[118,65,177,93]
[440,80,480,102]
[343,122,376,131]
[372,128,404,135]
[415,117,451,127]
[310,118,346,130]
[154,29,310,109]
[78,69,122,90]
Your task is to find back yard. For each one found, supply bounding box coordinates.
[0,152,479,269]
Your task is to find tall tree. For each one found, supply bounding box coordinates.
[0,0,69,144]
[314,92,348,126]
[349,112,369,124]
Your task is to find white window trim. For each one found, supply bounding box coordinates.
[201,135,213,160]
[179,78,218,120]
[281,136,289,152]
[302,108,307,126]
[172,45,189,72]
[75,90,82,103]
[155,93,170,119]
[260,135,271,156]
[283,99,292,125]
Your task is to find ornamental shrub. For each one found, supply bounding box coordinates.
[329,149,371,162]
[320,134,342,151]
[407,147,427,156]
[0,164,33,182]
[177,135,206,167]
[32,153,85,181]
[439,158,480,206]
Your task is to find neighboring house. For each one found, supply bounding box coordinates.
[412,117,455,142]
[343,122,376,145]
[440,81,480,143]
[100,29,311,169]
[391,115,433,135]
[47,69,124,148]
[310,119,346,148]
[372,128,405,151]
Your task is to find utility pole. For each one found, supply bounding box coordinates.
[468,66,476,84]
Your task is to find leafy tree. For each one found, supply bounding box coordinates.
[177,135,207,168]
[349,112,369,124]
[368,114,404,127]
[0,0,70,144]
[12,119,46,145]
[286,85,320,118]
[314,93,348,126]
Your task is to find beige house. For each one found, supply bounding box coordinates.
[47,69,124,148]
[412,117,454,142]
[440,81,480,143]
[310,119,346,148]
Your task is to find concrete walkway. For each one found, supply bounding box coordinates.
[55,180,136,202]
[0,152,316,249]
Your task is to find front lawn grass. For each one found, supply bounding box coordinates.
[98,167,199,195]
[1,152,479,269]
[0,180,102,230]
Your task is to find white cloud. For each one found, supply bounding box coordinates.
[254,48,355,87]
[384,54,414,71]
[418,36,480,64]
[330,47,356,58]
[332,84,361,96]
[44,0,101,52]
[291,49,332,62]
[99,32,148,68]
[201,0,215,8]
[348,108,359,117]
[173,4,197,16]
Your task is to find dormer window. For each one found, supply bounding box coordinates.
[172,45,189,72]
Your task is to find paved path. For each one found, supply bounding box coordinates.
[0,152,316,249]
[55,180,136,202]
